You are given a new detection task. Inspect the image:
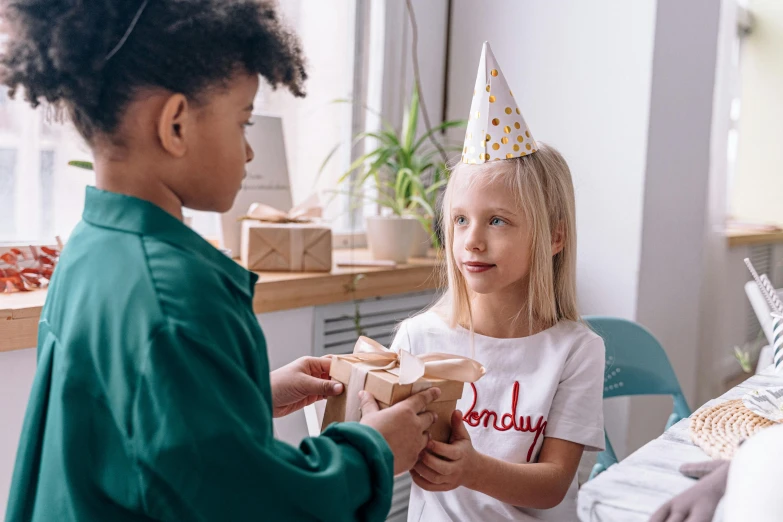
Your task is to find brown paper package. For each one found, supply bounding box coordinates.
[241,221,332,272]
[321,355,466,443]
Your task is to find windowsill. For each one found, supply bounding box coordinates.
[0,249,441,353]
[331,230,368,249]
[0,241,60,252]
[726,227,783,248]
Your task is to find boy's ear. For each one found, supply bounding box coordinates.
[157,94,189,158]
[552,221,565,256]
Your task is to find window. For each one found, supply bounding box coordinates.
[0,148,16,237]
[0,89,92,244]
[0,0,370,244]
[729,0,783,226]
[245,0,432,241]
[725,1,749,219]
[252,0,378,235]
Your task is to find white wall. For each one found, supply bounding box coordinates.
[698,0,742,406]
[258,307,318,445]
[0,348,36,516]
[631,0,722,453]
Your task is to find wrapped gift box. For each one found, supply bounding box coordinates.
[240,220,332,272]
[321,338,485,443]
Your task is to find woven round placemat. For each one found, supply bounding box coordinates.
[690,399,777,459]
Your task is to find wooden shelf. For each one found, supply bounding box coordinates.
[253,250,440,312]
[1,250,440,353]
[726,228,783,248]
[0,291,45,354]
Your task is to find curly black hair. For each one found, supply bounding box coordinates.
[0,0,307,142]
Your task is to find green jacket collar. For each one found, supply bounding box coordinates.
[82,186,258,298]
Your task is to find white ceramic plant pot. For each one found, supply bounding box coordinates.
[365,216,416,264]
[408,217,431,258]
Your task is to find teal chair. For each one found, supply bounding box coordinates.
[585,316,691,480]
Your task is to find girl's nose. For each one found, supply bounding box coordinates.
[464,225,486,252]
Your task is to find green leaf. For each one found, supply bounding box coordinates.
[337,149,385,185]
[351,130,388,145]
[425,178,448,194]
[330,98,395,134]
[328,187,399,214]
[379,129,401,148]
[402,87,420,153]
[734,346,753,374]
[365,148,396,181]
[412,119,467,153]
[410,195,435,218]
[324,90,462,217]
[316,142,342,183]
[395,169,414,203]
[408,213,435,246]
[417,162,435,174]
[68,160,94,170]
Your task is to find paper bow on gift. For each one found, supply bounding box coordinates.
[242,193,322,224]
[345,336,486,385]
[335,336,486,424]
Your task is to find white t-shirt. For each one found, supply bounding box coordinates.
[391,311,605,522]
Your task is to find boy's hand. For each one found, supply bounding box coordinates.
[269,356,343,418]
[411,410,478,492]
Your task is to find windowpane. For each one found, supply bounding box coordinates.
[0,2,366,244]
[254,0,359,232]
[39,150,54,238]
[0,148,17,237]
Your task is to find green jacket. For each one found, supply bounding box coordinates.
[5,187,393,522]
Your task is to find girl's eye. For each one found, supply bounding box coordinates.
[454,216,467,225]
[490,217,507,226]
[243,121,255,129]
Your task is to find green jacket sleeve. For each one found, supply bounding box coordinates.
[131,323,394,522]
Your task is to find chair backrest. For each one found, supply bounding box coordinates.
[585,316,691,480]
[585,316,686,401]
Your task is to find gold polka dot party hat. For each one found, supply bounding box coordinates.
[462,41,537,164]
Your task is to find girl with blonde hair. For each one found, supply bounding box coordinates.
[392,43,605,521]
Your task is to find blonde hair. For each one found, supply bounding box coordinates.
[434,142,579,336]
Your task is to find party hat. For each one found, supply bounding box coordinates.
[461,42,537,165]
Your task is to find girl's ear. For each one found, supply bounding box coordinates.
[551,221,565,256]
[157,93,190,158]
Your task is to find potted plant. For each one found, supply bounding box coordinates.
[324,88,464,262]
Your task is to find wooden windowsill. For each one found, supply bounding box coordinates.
[726,228,783,248]
[1,249,441,353]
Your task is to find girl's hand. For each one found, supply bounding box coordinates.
[411,410,479,492]
[360,388,440,476]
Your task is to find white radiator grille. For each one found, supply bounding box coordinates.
[313,292,437,357]
[312,291,436,521]
[746,244,775,343]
